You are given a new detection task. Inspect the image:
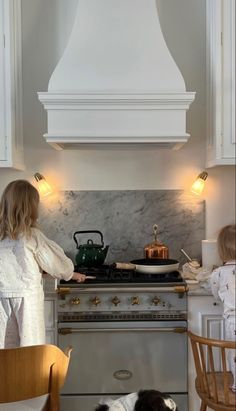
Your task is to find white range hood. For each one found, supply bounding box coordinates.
[38,0,195,150]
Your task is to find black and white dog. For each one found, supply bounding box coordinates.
[94,390,178,411]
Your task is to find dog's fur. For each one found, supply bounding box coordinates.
[94,390,178,411]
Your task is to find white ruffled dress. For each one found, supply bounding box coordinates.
[0,228,74,348]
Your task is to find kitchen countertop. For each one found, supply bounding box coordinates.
[186,280,212,296]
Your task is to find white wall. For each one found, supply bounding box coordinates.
[0,0,235,239]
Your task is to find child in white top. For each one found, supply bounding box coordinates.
[210,224,236,392]
[0,179,86,348]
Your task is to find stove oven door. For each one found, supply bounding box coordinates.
[58,320,188,411]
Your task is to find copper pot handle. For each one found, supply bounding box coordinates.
[153,224,158,241]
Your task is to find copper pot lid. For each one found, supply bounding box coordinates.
[144,224,169,259]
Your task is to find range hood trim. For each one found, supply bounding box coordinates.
[42,137,189,151]
[38,91,195,108]
[38,90,195,150]
[41,133,191,151]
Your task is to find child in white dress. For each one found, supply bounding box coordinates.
[210,224,236,392]
[0,179,86,348]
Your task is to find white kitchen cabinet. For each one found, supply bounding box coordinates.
[0,0,24,169]
[188,294,224,411]
[44,297,57,345]
[206,0,235,167]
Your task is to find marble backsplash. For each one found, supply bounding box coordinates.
[39,190,205,266]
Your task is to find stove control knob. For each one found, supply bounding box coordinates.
[152,297,161,306]
[131,296,140,305]
[91,296,101,306]
[70,297,80,305]
[112,296,121,306]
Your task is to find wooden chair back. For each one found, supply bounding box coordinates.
[188,331,236,411]
[0,344,72,410]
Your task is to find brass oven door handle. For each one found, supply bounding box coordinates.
[58,327,187,335]
[58,286,187,293]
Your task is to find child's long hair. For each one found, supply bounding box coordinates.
[0,180,40,240]
[217,224,236,263]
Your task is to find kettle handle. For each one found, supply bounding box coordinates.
[73,230,104,248]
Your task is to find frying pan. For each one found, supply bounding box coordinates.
[114,259,179,274]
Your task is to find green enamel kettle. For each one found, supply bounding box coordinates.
[73,230,109,267]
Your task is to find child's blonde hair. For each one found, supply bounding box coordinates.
[0,180,40,240]
[217,224,236,263]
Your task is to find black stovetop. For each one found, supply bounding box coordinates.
[60,265,184,285]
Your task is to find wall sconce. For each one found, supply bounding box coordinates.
[191,171,208,195]
[34,173,53,197]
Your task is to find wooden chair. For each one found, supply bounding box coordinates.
[188,331,236,411]
[0,344,72,411]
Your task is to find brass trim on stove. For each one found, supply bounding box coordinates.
[57,285,187,293]
[174,286,188,293]
[57,287,71,296]
[58,326,187,335]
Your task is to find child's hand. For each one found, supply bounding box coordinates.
[72,272,86,283]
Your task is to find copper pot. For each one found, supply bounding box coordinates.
[144,224,169,259]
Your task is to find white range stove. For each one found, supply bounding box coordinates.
[57,266,188,411]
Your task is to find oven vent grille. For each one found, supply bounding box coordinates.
[59,312,187,322]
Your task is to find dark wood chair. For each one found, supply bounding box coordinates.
[0,344,72,411]
[188,331,236,411]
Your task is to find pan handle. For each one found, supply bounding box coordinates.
[112,262,136,270]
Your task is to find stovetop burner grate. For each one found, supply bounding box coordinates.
[60,265,184,285]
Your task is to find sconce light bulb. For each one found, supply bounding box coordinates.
[191,171,208,196]
[34,173,53,197]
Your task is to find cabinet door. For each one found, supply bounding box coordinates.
[46,330,57,345]
[206,0,235,167]
[0,0,6,161]
[44,298,57,345]
[0,0,24,169]
[188,295,223,411]
[44,299,56,329]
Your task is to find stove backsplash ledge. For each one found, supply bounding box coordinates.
[39,190,205,265]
